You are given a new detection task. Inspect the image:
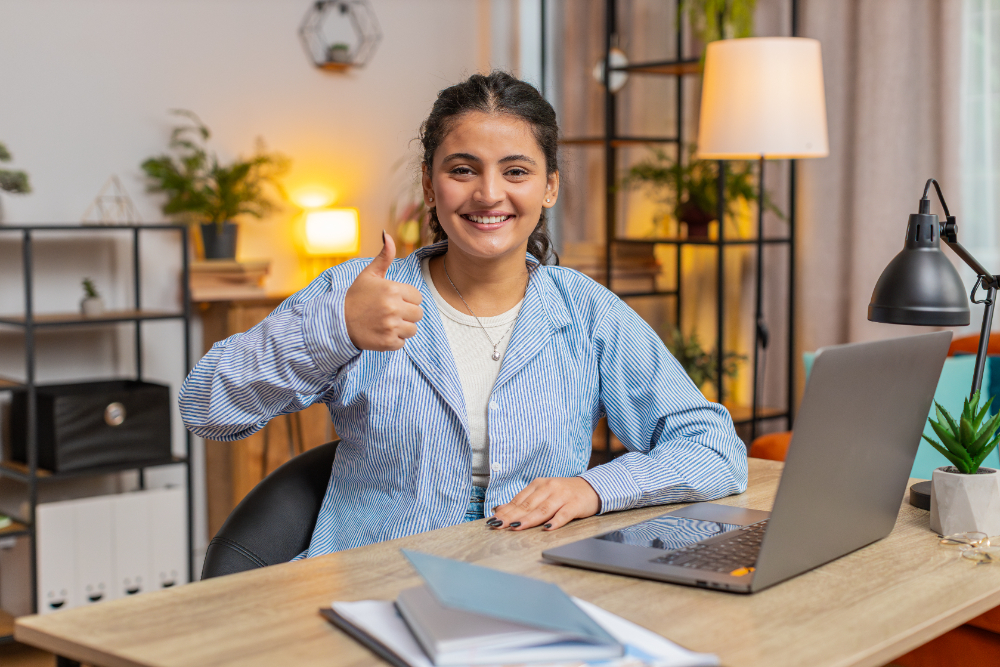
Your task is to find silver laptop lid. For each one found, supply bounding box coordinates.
[751,331,952,591]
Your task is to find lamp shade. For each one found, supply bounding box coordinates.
[868,212,970,326]
[304,208,360,256]
[697,37,829,159]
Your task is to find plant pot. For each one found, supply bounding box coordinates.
[201,222,238,260]
[930,466,1000,536]
[679,201,715,240]
[327,46,351,63]
[80,296,104,317]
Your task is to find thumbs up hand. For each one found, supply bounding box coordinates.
[344,232,424,351]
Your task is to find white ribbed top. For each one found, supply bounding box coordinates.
[420,257,523,488]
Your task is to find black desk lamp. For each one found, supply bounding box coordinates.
[868,178,1000,508]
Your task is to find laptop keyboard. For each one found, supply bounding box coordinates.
[652,519,769,573]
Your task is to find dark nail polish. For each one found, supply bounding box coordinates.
[509,522,521,528]
[544,523,552,529]
[487,518,502,526]
[382,230,386,244]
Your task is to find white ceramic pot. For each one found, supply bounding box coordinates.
[80,296,104,317]
[930,466,1000,536]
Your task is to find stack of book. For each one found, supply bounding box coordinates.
[189,260,270,301]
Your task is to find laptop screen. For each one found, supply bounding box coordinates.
[595,515,741,552]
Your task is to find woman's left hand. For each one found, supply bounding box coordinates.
[489,477,601,531]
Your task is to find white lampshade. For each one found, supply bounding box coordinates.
[304,208,360,256]
[697,37,829,160]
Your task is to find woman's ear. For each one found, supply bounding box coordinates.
[543,170,560,208]
[421,164,435,206]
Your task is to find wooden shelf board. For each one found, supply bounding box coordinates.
[0,519,29,538]
[0,309,182,327]
[0,376,23,389]
[619,60,701,75]
[0,456,185,481]
[317,61,352,72]
[725,404,788,423]
[0,608,14,643]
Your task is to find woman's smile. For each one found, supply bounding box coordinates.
[461,210,517,229]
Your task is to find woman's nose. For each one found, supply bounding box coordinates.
[474,171,504,205]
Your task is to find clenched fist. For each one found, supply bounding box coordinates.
[344,232,423,351]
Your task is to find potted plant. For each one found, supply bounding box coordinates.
[624,146,783,239]
[682,0,757,46]
[80,278,104,317]
[664,327,744,399]
[0,140,31,223]
[327,42,351,63]
[141,110,289,260]
[924,391,1000,536]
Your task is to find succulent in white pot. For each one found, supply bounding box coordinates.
[80,277,104,317]
[924,392,1000,536]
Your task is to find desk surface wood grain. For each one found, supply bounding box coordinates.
[16,459,1000,667]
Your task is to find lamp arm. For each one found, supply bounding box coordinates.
[923,178,1000,397]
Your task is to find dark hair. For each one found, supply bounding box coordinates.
[419,71,559,265]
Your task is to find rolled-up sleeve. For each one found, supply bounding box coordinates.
[579,300,748,513]
[179,261,365,442]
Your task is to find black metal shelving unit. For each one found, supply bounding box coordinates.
[0,224,193,643]
[559,0,798,456]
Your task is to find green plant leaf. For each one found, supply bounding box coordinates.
[969,411,1000,457]
[974,396,994,430]
[960,416,976,445]
[929,419,974,466]
[972,434,1000,471]
[923,434,971,472]
[936,403,960,438]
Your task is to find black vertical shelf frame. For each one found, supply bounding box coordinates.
[558,0,798,455]
[0,224,193,640]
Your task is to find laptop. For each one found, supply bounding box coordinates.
[543,331,952,593]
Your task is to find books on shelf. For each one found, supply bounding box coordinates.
[322,550,718,667]
[189,260,270,301]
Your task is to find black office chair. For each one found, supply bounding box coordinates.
[201,439,339,579]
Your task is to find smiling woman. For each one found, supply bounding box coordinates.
[179,71,748,558]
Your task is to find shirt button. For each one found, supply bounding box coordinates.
[491,462,501,472]
[489,401,499,411]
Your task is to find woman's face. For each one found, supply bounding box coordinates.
[422,111,559,263]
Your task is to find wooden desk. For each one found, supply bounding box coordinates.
[15,459,1000,667]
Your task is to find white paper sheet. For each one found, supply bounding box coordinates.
[330,597,719,667]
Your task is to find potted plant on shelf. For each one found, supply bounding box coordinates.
[623,146,783,240]
[0,140,31,223]
[924,391,1000,536]
[80,278,104,317]
[141,110,289,260]
[327,42,351,63]
[664,327,744,399]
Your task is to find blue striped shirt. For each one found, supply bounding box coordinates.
[179,241,748,556]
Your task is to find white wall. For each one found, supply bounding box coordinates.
[0,0,486,566]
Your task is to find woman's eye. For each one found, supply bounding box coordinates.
[449,166,475,176]
[505,168,530,178]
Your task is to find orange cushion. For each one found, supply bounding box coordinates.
[748,431,793,462]
[948,333,1000,357]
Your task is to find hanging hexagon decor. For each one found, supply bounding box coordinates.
[299,0,383,71]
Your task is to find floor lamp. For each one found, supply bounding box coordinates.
[696,37,829,443]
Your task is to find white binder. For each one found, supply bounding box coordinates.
[36,500,77,614]
[147,487,188,589]
[111,491,150,598]
[73,495,115,607]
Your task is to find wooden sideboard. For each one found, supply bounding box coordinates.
[196,297,335,539]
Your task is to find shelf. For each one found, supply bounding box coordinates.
[617,289,679,299]
[0,309,184,328]
[560,136,679,147]
[0,223,181,232]
[614,237,792,247]
[614,58,701,76]
[316,61,353,72]
[0,518,30,539]
[0,376,24,389]
[725,405,789,425]
[0,456,187,482]
[0,609,13,644]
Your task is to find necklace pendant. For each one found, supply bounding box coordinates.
[492,349,501,361]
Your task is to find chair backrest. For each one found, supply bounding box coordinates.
[201,439,339,579]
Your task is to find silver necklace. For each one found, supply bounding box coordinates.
[443,257,529,361]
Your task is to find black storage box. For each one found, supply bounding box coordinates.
[10,380,172,473]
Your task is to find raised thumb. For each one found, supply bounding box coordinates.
[367,230,396,278]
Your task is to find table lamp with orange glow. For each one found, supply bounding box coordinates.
[696,37,829,441]
[301,207,360,279]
